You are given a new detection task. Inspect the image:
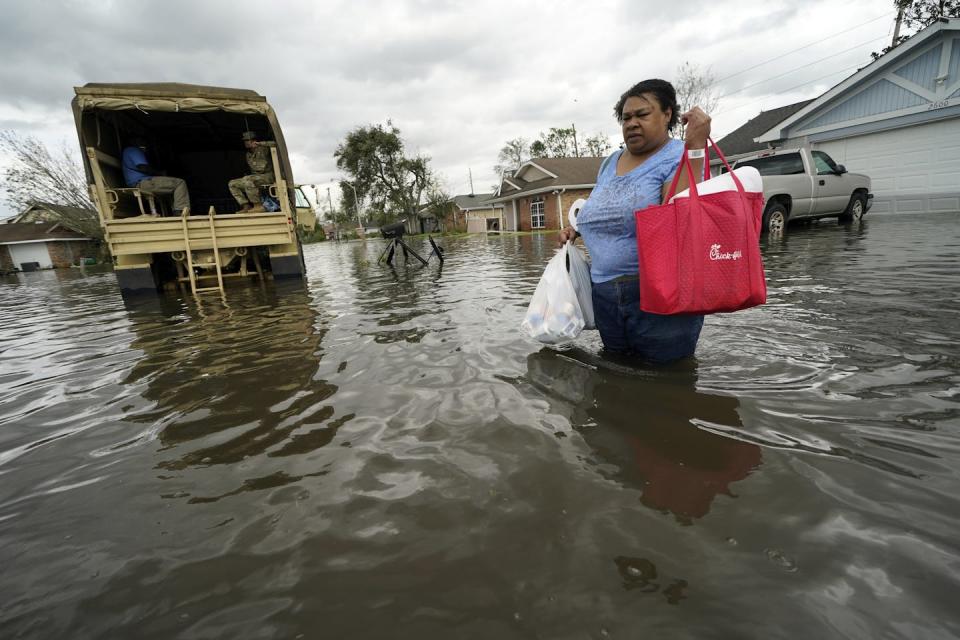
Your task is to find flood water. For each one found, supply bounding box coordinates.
[1,213,959,639]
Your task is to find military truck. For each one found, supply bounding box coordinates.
[71,83,306,296]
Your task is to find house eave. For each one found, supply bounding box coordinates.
[485,184,595,204]
[0,237,91,246]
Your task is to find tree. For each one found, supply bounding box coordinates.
[334,122,434,222]
[422,186,457,231]
[0,131,101,237]
[534,127,578,157]
[872,1,959,59]
[582,134,612,157]
[674,62,721,139]
[493,138,529,177]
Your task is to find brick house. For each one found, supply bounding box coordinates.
[0,223,97,272]
[487,157,603,232]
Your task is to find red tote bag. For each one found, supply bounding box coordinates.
[634,138,767,315]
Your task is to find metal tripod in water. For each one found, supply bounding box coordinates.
[377,221,444,266]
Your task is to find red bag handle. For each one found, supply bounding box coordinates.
[663,137,743,202]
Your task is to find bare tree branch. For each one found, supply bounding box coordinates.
[674,62,721,139]
[0,131,94,212]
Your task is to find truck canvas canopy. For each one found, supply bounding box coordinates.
[73,83,295,216]
[71,82,305,296]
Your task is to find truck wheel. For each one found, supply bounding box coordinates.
[763,202,788,234]
[840,193,866,223]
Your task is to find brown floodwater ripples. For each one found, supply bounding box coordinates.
[1,213,959,639]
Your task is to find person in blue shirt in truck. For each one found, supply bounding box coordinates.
[121,137,192,216]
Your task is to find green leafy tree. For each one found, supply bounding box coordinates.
[873,0,959,59]
[534,127,578,157]
[334,122,434,221]
[422,187,457,231]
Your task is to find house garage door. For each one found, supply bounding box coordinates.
[813,117,960,214]
[9,242,52,270]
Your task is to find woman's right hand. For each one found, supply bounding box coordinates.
[558,226,578,247]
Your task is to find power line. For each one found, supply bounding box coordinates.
[715,11,894,84]
[718,33,889,99]
[714,59,869,116]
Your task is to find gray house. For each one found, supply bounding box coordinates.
[756,18,960,214]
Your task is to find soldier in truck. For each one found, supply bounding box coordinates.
[228,131,274,213]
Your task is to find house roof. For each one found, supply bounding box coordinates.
[452,193,502,210]
[0,223,90,244]
[757,17,960,143]
[488,156,604,202]
[712,100,813,159]
[14,202,99,234]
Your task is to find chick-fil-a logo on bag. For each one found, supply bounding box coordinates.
[709,243,742,261]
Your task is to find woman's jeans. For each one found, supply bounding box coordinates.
[591,276,704,363]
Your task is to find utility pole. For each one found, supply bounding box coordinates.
[468,168,475,195]
[892,4,905,47]
[571,123,580,158]
[327,186,338,241]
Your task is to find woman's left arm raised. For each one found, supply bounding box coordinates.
[661,106,712,203]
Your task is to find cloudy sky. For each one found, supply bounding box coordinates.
[1,0,903,217]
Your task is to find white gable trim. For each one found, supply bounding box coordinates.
[526,161,558,179]
[514,160,559,182]
[884,74,940,102]
[757,19,958,143]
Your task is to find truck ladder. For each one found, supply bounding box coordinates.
[180,208,226,296]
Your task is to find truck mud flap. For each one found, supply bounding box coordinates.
[271,254,304,279]
[115,266,158,293]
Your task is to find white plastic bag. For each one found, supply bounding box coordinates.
[566,241,594,330]
[521,242,594,344]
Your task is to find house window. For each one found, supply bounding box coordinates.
[530,197,545,229]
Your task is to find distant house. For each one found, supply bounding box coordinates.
[414,193,505,234]
[711,100,814,173]
[0,223,97,272]
[753,17,960,214]
[451,193,504,233]
[10,202,100,236]
[487,157,603,232]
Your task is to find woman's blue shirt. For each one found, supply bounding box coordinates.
[577,139,683,283]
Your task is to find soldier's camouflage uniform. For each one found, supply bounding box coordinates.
[228,145,274,206]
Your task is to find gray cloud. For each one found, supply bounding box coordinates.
[0,0,896,217]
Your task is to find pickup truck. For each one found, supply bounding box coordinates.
[732,147,873,233]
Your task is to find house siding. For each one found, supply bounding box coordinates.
[797,80,927,131]
[892,43,943,92]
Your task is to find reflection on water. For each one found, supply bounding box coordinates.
[526,348,761,523]
[2,215,960,638]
